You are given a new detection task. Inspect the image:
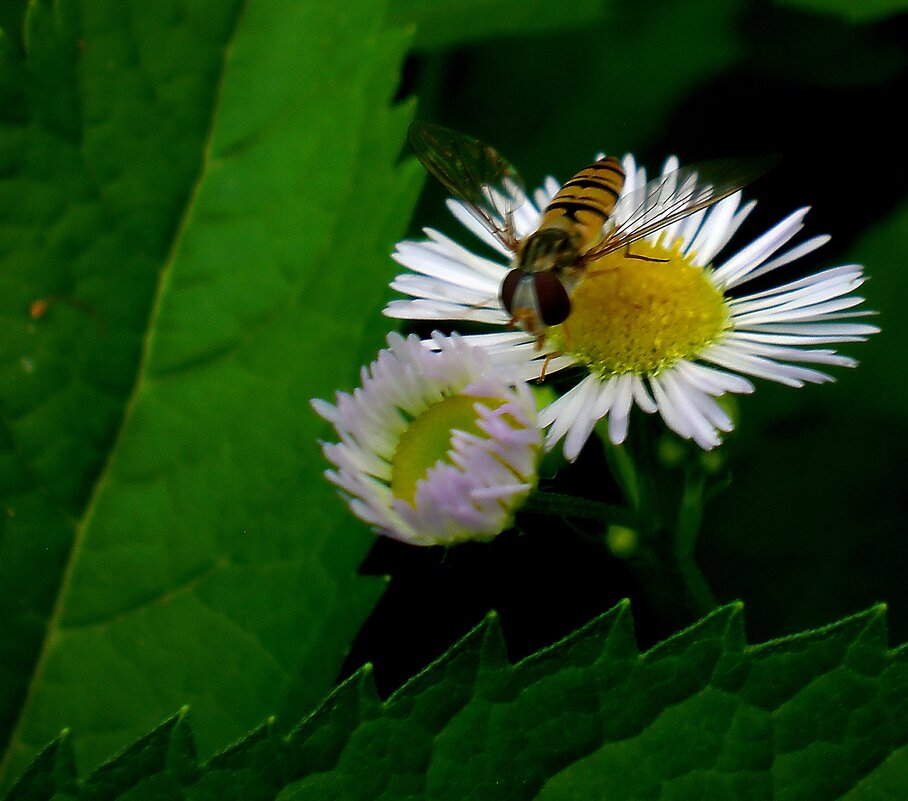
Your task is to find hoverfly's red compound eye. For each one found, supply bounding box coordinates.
[500,269,571,327]
[533,271,571,326]
[500,268,523,315]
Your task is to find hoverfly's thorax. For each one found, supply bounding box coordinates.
[514,228,579,275]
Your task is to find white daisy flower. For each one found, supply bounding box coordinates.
[311,332,542,546]
[385,154,879,460]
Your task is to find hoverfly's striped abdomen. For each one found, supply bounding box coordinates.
[540,156,625,249]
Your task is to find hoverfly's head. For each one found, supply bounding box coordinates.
[500,268,571,336]
[513,228,578,274]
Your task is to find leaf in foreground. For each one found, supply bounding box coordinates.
[7,602,907,800]
[0,0,422,785]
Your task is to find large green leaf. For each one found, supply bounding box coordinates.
[0,3,27,52]
[5,603,907,799]
[0,0,422,786]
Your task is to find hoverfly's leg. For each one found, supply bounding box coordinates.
[537,350,562,383]
[624,242,669,263]
[534,333,547,351]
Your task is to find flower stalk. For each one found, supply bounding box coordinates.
[598,417,722,629]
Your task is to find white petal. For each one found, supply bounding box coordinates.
[392,241,504,293]
[687,193,741,265]
[544,377,598,453]
[607,374,635,445]
[564,377,603,461]
[752,321,879,337]
[710,208,809,289]
[506,354,577,383]
[677,359,754,394]
[650,375,693,441]
[592,376,620,418]
[446,199,513,257]
[726,330,869,345]
[631,377,658,414]
[422,228,512,280]
[721,334,858,367]
[538,381,580,427]
[684,386,734,433]
[390,274,499,306]
[731,295,865,326]
[660,371,721,449]
[703,343,833,387]
[728,270,865,316]
[723,235,831,288]
[384,299,508,324]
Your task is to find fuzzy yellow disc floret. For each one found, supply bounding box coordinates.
[550,240,730,376]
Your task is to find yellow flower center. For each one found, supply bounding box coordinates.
[549,240,730,376]
[390,395,502,503]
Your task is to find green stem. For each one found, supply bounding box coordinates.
[630,463,718,627]
[625,536,719,629]
[675,465,705,558]
[598,420,720,628]
[524,491,637,528]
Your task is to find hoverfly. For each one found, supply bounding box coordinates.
[408,121,774,344]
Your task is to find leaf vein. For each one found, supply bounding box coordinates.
[0,0,251,783]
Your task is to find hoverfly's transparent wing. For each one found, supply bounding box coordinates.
[408,121,525,252]
[580,156,777,262]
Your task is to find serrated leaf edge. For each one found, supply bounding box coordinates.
[5,600,903,800]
